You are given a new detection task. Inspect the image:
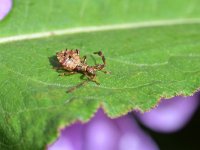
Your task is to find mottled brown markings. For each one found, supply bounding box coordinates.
[55,49,109,92]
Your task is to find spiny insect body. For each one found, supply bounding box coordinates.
[55,49,108,92]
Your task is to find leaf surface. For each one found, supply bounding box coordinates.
[0,0,200,149]
[1,0,200,37]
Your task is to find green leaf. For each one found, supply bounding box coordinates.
[1,0,200,37]
[1,0,200,150]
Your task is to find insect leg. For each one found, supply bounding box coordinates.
[66,80,89,93]
[93,51,106,66]
[93,51,106,71]
[84,73,100,85]
[81,55,87,63]
[76,49,80,55]
[59,71,77,76]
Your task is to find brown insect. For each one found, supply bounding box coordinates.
[55,49,108,92]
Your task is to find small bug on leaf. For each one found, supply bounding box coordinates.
[54,49,109,92]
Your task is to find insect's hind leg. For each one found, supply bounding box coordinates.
[66,80,89,93]
[67,73,99,93]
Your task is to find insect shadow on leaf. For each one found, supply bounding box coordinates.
[48,49,110,93]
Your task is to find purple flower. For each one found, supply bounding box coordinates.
[48,109,158,150]
[0,0,12,20]
[136,93,199,133]
[48,92,199,150]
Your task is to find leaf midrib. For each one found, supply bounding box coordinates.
[1,18,200,44]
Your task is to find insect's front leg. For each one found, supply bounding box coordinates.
[93,51,106,67]
[59,71,77,76]
[81,55,87,63]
